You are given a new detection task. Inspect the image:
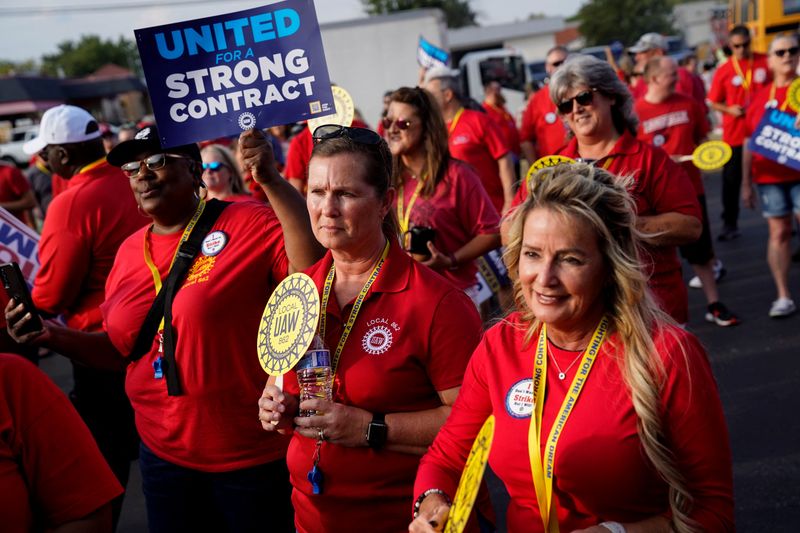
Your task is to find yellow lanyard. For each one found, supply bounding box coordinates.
[319,240,391,374]
[396,175,426,234]
[448,107,465,135]
[142,199,206,333]
[768,83,791,111]
[78,157,106,174]
[528,316,610,532]
[731,56,753,92]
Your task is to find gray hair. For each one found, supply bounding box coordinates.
[549,54,639,136]
[768,33,799,53]
[436,75,464,102]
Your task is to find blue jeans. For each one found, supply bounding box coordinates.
[139,443,293,533]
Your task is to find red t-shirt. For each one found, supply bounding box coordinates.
[745,83,800,185]
[635,93,709,195]
[447,108,510,213]
[397,159,500,289]
[631,67,707,112]
[512,132,701,323]
[520,86,569,158]
[482,101,521,156]
[0,163,31,222]
[708,54,770,146]
[32,160,147,331]
[415,314,734,532]
[284,240,482,533]
[0,354,123,533]
[101,201,291,471]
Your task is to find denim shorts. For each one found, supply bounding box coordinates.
[757,182,800,218]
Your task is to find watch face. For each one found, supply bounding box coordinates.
[367,421,388,448]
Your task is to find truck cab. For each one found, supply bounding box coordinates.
[459,49,528,117]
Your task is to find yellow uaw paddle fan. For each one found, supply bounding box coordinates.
[443,415,496,533]
[786,77,800,112]
[307,86,355,132]
[525,155,576,186]
[257,273,321,376]
[674,140,733,171]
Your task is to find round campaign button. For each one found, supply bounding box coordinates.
[653,134,665,147]
[732,75,742,87]
[257,273,321,376]
[307,86,355,133]
[692,140,733,171]
[544,112,557,124]
[785,77,800,112]
[526,155,576,186]
[201,230,227,257]
[754,67,767,84]
[505,378,534,418]
[444,415,495,533]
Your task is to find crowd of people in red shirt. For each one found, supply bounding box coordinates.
[4,23,800,533]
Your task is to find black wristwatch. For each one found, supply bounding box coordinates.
[366,412,388,450]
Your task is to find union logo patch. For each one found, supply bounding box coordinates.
[362,325,393,355]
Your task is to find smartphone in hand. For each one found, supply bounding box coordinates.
[0,262,43,336]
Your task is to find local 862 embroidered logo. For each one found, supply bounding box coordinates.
[361,318,400,355]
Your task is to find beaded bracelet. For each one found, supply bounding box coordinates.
[413,488,451,518]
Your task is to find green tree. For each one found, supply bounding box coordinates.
[0,59,39,76]
[361,0,477,28]
[41,35,141,78]
[572,0,676,47]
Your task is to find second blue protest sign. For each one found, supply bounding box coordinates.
[748,107,800,172]
[135,0,335,148]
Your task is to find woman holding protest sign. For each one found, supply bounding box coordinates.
[742,34,800,318]
[411,163,734,533]
[257,125,485,533]
[385,86,500,303]
[6,126,323,532]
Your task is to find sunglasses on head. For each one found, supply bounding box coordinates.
[121,153,191,177]
[557,89,598,114]
[731,41,751,49]
[312,125,382,145]
[202,161,227,171]
[381,117,413,131]
[773,46,800,57]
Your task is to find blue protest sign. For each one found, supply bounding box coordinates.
[417,36,450,69]
[135,0,335,148]
[748,107,800,171]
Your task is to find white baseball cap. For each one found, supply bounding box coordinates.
[629,33,667,54]
[23,104,101,154]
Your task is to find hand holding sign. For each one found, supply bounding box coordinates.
[240,128,281,186]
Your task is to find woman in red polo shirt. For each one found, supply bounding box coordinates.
[258,125,484,533]
[510,55,701,324]
[411,163,734,533]
[384,86,500,303]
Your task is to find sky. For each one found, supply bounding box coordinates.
[0,0,583,62]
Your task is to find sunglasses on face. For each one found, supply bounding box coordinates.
[38,144,62,162]
[202,161,227,171]
[381,117,413,131]
[773,46,800,57]
[548,60,565,69]
[731,41,751,49]
[121,153,191,177]
[312,125,382,145]
[557,89,597,114]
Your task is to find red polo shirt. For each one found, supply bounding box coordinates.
[482,101,521,156]
[32,160,146,331]
[708,54,770,146]
[745,83,800,185]
[520,86,569,158]
[284,240,482,533]
[635,93,709,195]
[447,108,510,213]
[0,163,31,223]
[513,132,701,323]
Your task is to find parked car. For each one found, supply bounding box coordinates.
[0,125,38,167]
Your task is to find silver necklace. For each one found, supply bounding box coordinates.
[548,341,583,380]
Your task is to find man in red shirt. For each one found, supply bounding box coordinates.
[0,161,36,225]
[22,105,146,528]
[482,80,521,162]
[424,66,515,214]
[708,26,771,240]
[520,46,570,162]
[636,56,739,326]
[628,33,706,106]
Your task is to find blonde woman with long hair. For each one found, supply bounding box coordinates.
[411,163,734,533]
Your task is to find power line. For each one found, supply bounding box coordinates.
[0,0,270,17]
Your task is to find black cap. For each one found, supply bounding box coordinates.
[107,125,201,167]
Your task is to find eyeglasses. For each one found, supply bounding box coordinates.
[312,125,382,145]
[548,60,565,69]
[557,89,598,114]
[202,161,227,171]
[121,153,191,177]
[773,46,800,57]
[381,117,413,131]
[38,144,62,162]
[731,41,751,49]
